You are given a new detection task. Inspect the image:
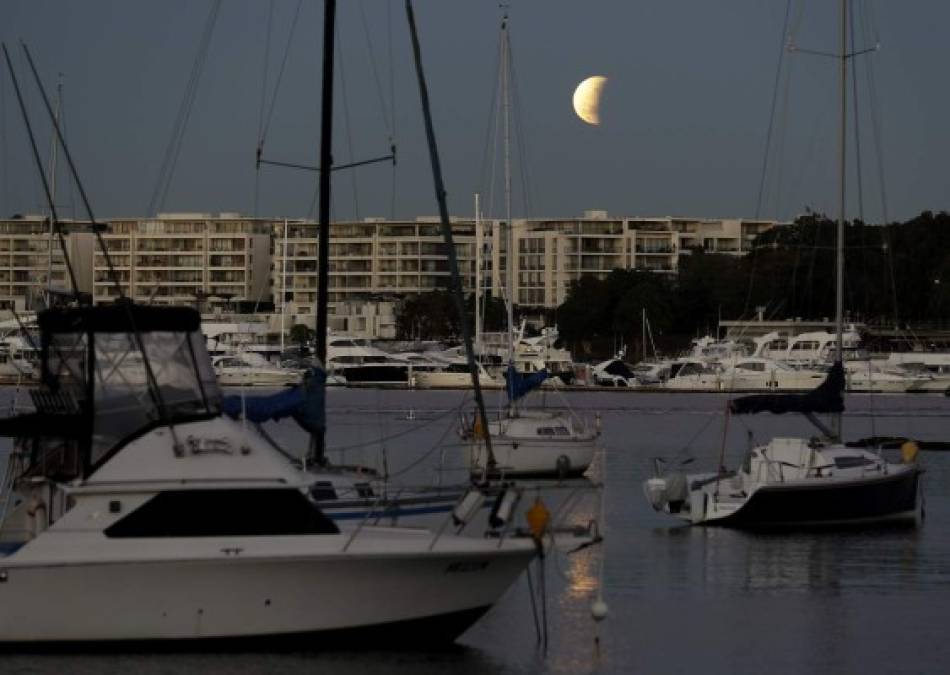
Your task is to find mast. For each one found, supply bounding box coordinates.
[502,15,514,375]
[405,0,495,468]
[280,217,287,356]
[642,308,647,362]
[311,0,336,466]
[833,0,847,440]
[46,75,62,298]
[475,192,482,352]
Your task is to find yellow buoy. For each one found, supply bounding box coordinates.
[472,413,486,440]
[526,496,550,541]
[901,440,920,464]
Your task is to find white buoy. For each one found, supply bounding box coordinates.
[591,597,608,621]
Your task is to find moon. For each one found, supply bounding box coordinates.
[572,76,607,125]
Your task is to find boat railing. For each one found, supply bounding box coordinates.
[341,486,408,552]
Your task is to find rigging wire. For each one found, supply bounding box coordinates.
[147,0,222,216]
[253,0,276,217]
[18,42,185,457]
[358,0,397,220]
[477,24,503,219]
[742,0,794,321]
[508,42,534,220]
[336,20,360,221]
[861,1,900,330]
[257,0,304,152]
[754,0,793,220]
[1,45,80,297]
[847,0,864,318]
[386,0,397,219]
[358,2,393,143]
[0,64,7,214]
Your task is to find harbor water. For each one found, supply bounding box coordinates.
[0,387,948,674]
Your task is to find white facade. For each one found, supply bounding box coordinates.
[93,213,272,308]
[0,212,780,326]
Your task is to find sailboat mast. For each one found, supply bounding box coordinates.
[475,192,482,352]
[280,217,287,356]
[311,0,336,466]
[834,0,847,439]
[46,76,62,297]
[502,16,514,369]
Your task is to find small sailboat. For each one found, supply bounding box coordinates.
[643,0,922,528]
[464,13,598,480]
[223,4,601,538]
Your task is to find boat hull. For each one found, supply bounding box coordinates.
[706,467,921,529]
[469,438,596,479]
[335,365,408,385]
[0,539,533,644]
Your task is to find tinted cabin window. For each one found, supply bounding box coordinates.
[105,489,340,537]
[833,456,876,469]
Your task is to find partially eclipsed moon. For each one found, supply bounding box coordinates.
[573,76,607,125]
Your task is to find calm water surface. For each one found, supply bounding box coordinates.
[1,388,948,674]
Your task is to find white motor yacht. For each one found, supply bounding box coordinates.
[212,352,303,387]
[718,356,826,391]
[326,335,409,385]
[0,305,536,646]
[410,357,499,389]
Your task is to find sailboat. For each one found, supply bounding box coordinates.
[642,0,922,528]
[224,6,601,537]
[465,13,598,480]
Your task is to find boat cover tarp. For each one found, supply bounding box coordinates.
[728,361,845,415]
[38,303,200,334]
[603,360,634,378]
[0,411,86,439]
[221,368,326,433]
[504,365,550,401]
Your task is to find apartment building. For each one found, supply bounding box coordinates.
[487,211,779,308]
[273,218,478,326]
[93,213,272,308]
[0,216,94,311]
[0,211,779,331]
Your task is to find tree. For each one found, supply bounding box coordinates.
[289,324,313,351]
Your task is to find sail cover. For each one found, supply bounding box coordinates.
[505,365,550,401]
[221,368,326,433]
[728,361,845,415]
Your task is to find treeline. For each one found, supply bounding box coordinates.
[556,211,950,358]
[391,211,950,357]
[396,290,507,341]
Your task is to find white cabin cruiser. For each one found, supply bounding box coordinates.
[0,305,536,646]
[325,335,409,385]
[212,352,303,387]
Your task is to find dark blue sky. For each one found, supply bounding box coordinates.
[1,1,947,224]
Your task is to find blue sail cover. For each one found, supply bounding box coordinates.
[221,368,326,433]
[728,361,845,416]
[504,365,550,401]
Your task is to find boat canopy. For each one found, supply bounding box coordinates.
[221,368,326,433]
[504,365,550,401]
[728,361,845,416]
[0,304,221,478]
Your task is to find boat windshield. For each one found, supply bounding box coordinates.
[41,305,220,468]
